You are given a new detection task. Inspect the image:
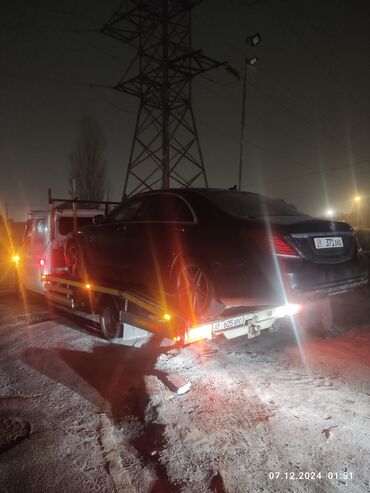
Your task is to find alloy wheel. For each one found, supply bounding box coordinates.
[177,264,210,314]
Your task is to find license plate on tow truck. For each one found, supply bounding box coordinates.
[314,237,343,249]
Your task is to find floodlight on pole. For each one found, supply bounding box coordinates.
[238,33,262,192]
[248,33,261,47]
[247,56,258,66]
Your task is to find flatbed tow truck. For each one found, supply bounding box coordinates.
[41,272,300,346]
[15,190,301,347]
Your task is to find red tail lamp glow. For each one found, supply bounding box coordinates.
[39,258,46,267]
[271,235,300,257]
[185,323,212,344]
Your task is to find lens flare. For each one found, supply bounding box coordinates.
[263,211,310,372]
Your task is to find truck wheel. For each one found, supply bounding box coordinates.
[65,241,86,280]
[175,259,224,321]
[99,299,121,340]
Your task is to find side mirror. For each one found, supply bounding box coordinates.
[93,214,104,225]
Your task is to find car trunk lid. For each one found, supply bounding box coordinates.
[277,218,356,264]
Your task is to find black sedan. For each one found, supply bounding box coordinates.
[65,189,368,321]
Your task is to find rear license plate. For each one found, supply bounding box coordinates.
[314,237,343,249]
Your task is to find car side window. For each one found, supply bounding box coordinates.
[139,195,194,222]
[107,199,143,223]
[22,218,33,246]
[34,217,46,245]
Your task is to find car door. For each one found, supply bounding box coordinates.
[127,193,196,295]
[88,198,144,285]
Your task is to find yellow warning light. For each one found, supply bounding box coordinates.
[12,254,20,263]
[85,283,91,290]
[163,313,172,321]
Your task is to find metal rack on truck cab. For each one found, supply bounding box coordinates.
[16,190,121,295]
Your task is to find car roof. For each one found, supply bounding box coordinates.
[126,188,261,200]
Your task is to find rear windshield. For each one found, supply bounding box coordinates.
[204,191,307,218]
[58,216,94,236]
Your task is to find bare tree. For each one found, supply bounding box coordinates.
[68,115,107,202]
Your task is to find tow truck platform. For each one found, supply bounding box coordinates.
[42,273,301,346]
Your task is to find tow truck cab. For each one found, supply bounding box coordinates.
[18,206,101,294]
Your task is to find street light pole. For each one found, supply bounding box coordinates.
[238,40,248,192]
[237,33,261,192]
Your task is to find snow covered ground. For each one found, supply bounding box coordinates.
[0,289,369,492]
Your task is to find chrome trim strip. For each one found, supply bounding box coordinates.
[290,231,354,239]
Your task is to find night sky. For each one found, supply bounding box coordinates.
[1,0,370,220]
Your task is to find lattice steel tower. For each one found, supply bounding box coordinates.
[102,0,225,198]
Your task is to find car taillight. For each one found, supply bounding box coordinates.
[271,234,300,257]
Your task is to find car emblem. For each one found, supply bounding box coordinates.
[330,222,335,232]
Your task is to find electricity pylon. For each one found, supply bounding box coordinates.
[102,0,226,198]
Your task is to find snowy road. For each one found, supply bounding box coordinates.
[0,290,369,492]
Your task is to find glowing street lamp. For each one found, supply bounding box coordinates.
[354,196,361,228]
[326,209,334,217]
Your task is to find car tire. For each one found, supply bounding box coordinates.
[65,241,87,280]
[99,298,121,341]
[174,259,225,321]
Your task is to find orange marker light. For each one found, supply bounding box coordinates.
[12,254,20,263]
[163,313,172,321]
[85,283,91,290]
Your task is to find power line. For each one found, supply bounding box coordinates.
[195,32,370,168]
[0,72,136,114]
[196,114,322,178]
[250,159,370,187]
[193,11,349,148]
[0,25,98,33]
[198,109,370,187]
[28,0,103,28]
[198,74,370,185]
[195,77,321,170]
[263,0,350,96]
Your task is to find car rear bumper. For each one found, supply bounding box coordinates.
[284,252,368,299]
[216,252,368,308]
